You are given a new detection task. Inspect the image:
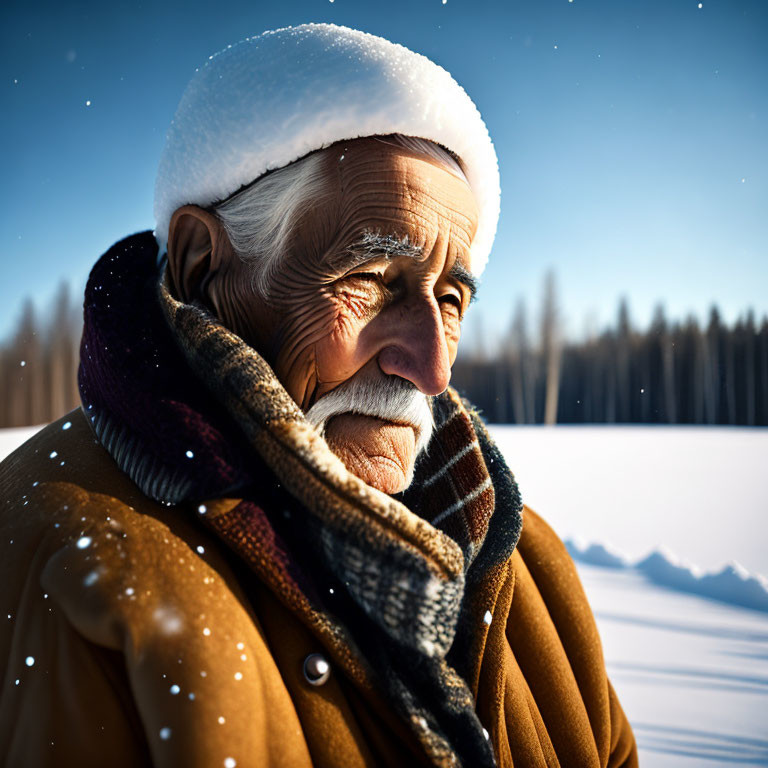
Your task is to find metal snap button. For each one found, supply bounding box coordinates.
[303,653,331,686]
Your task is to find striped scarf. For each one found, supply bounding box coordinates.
[79,232,524,767]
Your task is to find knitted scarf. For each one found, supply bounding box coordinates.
[78,232,524,767]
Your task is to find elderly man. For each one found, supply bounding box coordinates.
[0,24,637,768]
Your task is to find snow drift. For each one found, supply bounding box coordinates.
[566,539,768,613]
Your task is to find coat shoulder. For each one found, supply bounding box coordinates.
[513,503,579,582]
[0,410,312,767]
[518,503,568,550]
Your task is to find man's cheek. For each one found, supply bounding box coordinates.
[277,295,337,355]
[447,325,461,363]
[272,302,336,377]
[314,321,369,385]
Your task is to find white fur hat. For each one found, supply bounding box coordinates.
[154,23,499,276]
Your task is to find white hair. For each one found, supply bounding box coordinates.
[213,150,329,298]
[213,135,466,299]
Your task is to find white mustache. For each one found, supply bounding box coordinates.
[305,374,434,456]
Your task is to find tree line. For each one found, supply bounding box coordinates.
[452,273,768,426]
[0,283,82,428]
[0,276,766,428]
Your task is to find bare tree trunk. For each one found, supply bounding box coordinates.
[759,320,768,426]
[615,299,631,423]
[510,352,525,425]
[692,321,706,424]
[511,299,535,424]
[745,311,756,426]
[725,333,737,424]
[9,300,45,427]
[661,331,677,423]
[69,300,83,410]
[541,271,562,425]
[493,361,507,423]
[46,281,72,420]
[603,337,617,423]
[0,349,8,427]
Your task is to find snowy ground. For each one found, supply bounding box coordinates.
[489,425,768,578]
[0,426,40,463]
[3,423,768,764]
[580,562,768,767]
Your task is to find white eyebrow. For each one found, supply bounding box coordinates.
[328,230,424,271]
[328,230,478,300]
[448,260,479,302]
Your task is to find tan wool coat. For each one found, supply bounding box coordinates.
[0,408,637,767]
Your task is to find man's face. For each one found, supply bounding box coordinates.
[240,140,479,493]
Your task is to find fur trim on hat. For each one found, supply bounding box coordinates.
[154,23,499,276]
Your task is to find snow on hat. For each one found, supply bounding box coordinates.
[154,23,500,276]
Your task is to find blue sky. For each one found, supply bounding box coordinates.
[1,0,766,343]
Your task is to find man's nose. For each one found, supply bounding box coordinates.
[376,300,452,396]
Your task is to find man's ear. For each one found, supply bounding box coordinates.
[166,205,226,305]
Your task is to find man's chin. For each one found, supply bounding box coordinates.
[353,454,411,495]
[323,413,416,494]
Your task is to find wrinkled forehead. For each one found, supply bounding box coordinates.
[329,136,470,187]
[325,138,481,253]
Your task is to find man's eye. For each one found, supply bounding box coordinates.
[344,272,397,299]
[439,294,463,311]
[338,272,385,286]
